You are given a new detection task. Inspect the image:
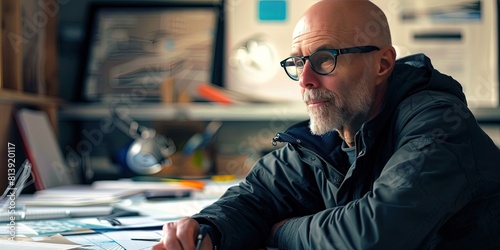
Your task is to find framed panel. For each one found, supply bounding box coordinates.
[373,0,499,109]
[79,2,223,102]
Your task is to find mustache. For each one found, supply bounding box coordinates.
[303,89,335,102]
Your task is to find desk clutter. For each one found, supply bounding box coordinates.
[0,176,240,249]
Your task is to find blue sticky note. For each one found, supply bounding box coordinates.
[258,0,287,21]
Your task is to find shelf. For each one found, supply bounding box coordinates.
[0,89,62,106]
[470,108,500,122]
[58,102,500,123]
[58,102,309,121]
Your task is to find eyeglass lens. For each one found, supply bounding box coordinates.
[283,51,337,80]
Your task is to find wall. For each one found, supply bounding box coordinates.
[56,0,500,182]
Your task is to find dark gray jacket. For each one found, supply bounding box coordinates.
[193,54,500,249]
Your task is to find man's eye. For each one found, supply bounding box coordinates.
[313,54,334,69]
[317,55,332,63]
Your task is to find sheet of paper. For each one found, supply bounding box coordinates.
[0,234,81,250]
[61,233,124,250]
[2,216,165,236]
[0,240,79,250]
[17,188,141,206]
[75,215,168,230]
[110,179,239,219]
[0,223,38,236]
[115,198,218,219]
[103,230,163,250]
[62,230,163,250]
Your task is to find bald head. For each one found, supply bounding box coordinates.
[293,0,391,49]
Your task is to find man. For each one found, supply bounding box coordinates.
[153,0,500,249]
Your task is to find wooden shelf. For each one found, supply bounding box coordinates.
[0,89,61,106]
[470,107,500,122]
[58,102,500,123]
[0,0,60,191]
[59,102,309,121]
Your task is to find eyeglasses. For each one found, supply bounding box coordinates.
[279,46,380,81]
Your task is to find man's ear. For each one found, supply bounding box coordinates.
[376,46,396,85]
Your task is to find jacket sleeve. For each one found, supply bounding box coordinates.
[274,92,479,249]
[192,145,326,250]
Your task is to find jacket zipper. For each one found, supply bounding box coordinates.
[353,132,367,199]
[272,132,301,146]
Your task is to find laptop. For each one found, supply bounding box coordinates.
[14,109,143,205]
[15,109,195,206]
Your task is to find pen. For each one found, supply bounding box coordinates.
[131,238,161,242]
[196,225,209,250]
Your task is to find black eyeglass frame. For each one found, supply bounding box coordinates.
[280,45,380,81]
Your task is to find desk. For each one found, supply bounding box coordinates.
[0,230,164,250]
[0,180,239,249]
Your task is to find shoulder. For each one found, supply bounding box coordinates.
[396,90,470,123]
[391,89,476,147]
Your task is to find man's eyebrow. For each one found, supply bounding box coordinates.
[289,50,301,56]
[289,45,335,56]
[315,45,336,51]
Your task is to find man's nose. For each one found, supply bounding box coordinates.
[299,61,320,89]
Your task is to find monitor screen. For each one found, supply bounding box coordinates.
[79,2,223,102]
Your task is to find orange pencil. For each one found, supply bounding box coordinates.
[197,83,233,104]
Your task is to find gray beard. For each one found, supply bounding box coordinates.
[306,78,374,136]
[308,99,346,135]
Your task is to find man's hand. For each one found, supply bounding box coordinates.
[151,217,213,250]
[267,218,292,248]
[271,218,290,237]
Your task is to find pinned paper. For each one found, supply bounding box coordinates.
[258,0,287,21]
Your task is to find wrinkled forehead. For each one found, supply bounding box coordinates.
[292,14,342,38]
[291,14,350,51]
[294,1,391,55]
[293,1,353,38]
[292,6,388,52]
[292,18,306,39]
